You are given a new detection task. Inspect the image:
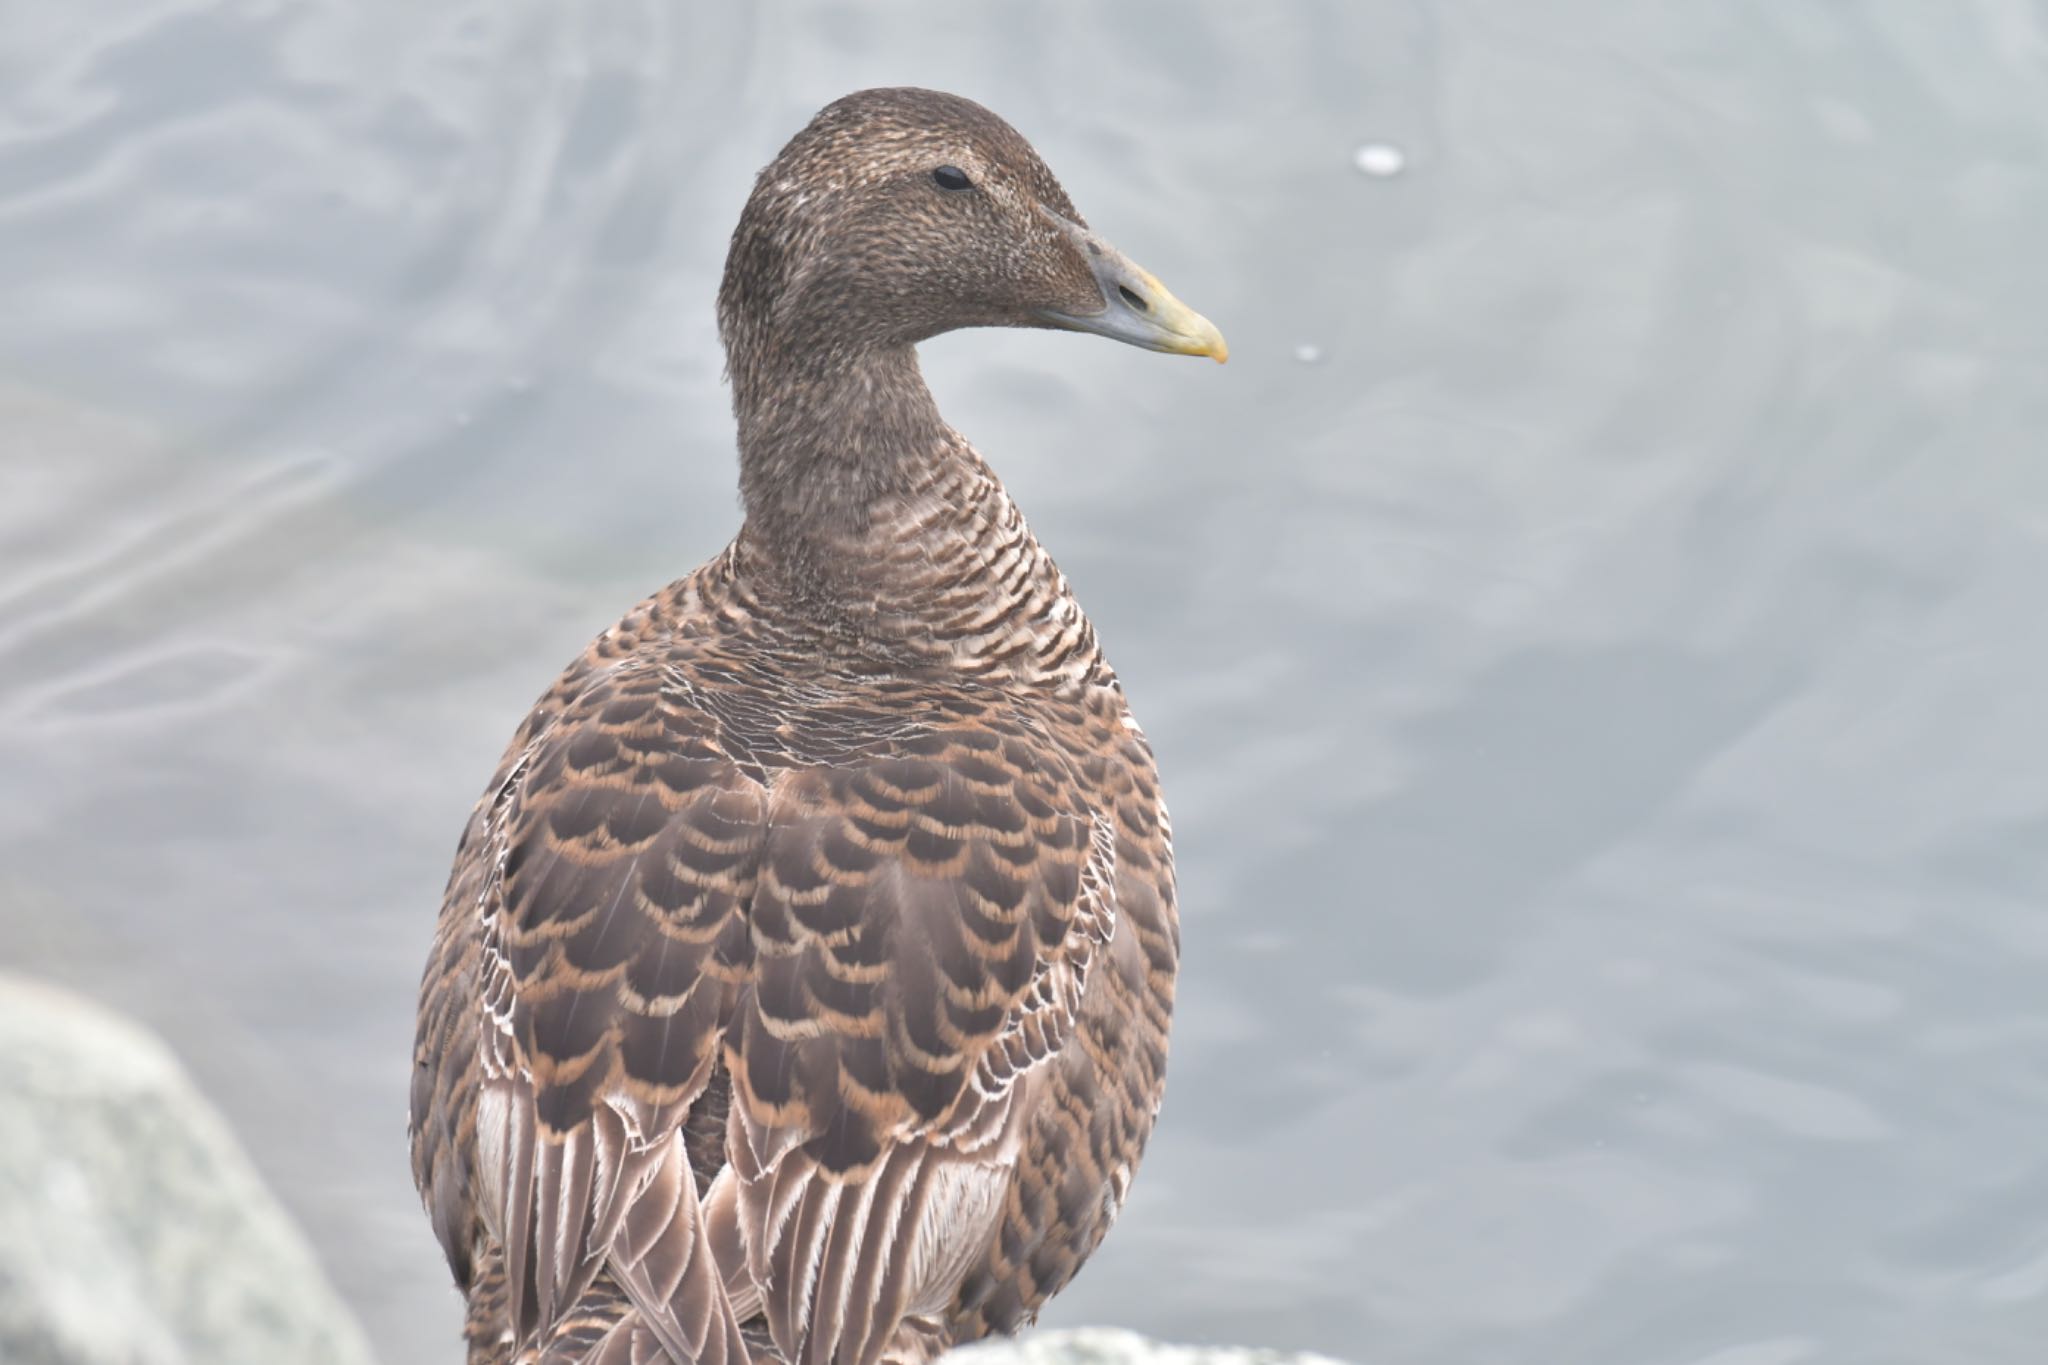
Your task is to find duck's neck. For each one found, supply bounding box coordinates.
[732,343,948,540]
[725,341,1104,687]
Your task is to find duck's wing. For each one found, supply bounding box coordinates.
[469,657,768,1365]
[719,727,1118,1365]
[440,653,1117,1365]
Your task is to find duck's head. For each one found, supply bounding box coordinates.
[718,87,1227,370]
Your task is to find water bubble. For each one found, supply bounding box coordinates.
[1352,143,1405,178]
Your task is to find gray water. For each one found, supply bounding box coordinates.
[4,2,2047,1362]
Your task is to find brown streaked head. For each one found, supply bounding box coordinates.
[718,87,1227,369]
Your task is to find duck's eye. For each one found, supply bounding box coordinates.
[931,165,973,192]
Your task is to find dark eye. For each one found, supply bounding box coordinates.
[931,165,973,192]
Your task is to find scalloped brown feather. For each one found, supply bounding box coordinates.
[410,88,1183,1365]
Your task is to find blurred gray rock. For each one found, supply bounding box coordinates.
[950,1328,1352,1365]
[0,973,376,1365]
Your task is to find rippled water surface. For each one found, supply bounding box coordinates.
[6,3,2048,1362]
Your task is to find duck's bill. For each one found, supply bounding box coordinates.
[1036,213,1229,363]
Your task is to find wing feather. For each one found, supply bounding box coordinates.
[724,728,1121,1365]
[609,1134,748,1365]
[472,661,768,1358]
[438,652,1131,1363]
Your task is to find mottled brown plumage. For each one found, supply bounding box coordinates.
[410,87,1224,1365]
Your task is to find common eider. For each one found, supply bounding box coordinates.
[409,87,1227,1365]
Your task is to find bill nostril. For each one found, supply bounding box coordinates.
[1086,241,1102,258]
[1117,284,1148,313]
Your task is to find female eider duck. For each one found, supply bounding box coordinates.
[410,87,1226,1365]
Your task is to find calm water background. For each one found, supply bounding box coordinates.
[4,2,2047,1362]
